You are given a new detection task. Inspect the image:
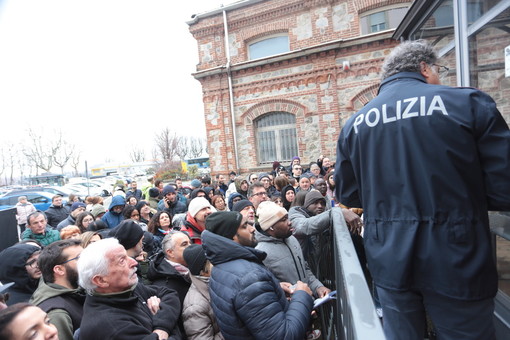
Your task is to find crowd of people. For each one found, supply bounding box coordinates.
[0,153,364,340]
[2,39,509,340]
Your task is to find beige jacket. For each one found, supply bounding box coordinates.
[182,275,225,340]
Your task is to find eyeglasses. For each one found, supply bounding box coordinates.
[58,255,80,265]
[251,192,268,198]
[432,64,449,79]
[25,259,38,268]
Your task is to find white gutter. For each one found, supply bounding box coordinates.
[223,9,240,173]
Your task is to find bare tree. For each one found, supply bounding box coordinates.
[154,128,180,162]
[70,153,82,176]
[130,147,145,163]
[0,147,5,186]
[189,137,205,159]
[53,132,75,174]
[5,143,17,185]
[175,136,190,160]
[23,129,58,174]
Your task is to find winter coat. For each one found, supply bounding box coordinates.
[147,251,191,306]
[45,204,70,229]
[101,195,125,229]
[126,188,143,201]
[288,206,337,260]
[0,243,41,305]
[30,280,85,340]
[57,215,76,231]
[255,232,323,296]
[21,227,61,246]
[157,198,188,217]
[201,230,313,340]
[79,283,181,340]
[16,201,36,225]
[335,72,510,300]
[182,275,224,340]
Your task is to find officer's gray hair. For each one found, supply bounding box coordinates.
[78,237,119,295]
[381,40,437,80]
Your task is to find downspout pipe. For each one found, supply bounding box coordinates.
[223,9,240,174]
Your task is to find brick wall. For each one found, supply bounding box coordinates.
[189,0,404,175]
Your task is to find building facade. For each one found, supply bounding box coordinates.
[188,0,411,174]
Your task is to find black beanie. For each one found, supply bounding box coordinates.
[232,199,254,213]
[303,190,326,209]
[183,244,207,276]
[108,220,144,250]
[149,187,160,198]
[206,211,243,240]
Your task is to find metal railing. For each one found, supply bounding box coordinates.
[314,208,385,340]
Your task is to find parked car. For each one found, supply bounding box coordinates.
[0,191,67,211]
[65,182,110,197]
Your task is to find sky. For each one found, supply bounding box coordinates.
[0,0,236,170]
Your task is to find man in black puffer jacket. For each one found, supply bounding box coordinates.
[202,211,314,340]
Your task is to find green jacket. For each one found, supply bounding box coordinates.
[21,228,60,246]
[30,280,85,340]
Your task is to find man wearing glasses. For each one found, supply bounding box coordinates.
[291,164,303,181]
[248,182,269,210]
[335,40,510,340]
[31,239,84,340]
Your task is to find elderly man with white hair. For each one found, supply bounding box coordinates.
[78,238,181,340]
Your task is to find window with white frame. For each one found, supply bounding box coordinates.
[248,34,289,60]
[255,112,298,165]
[360,6,410,34]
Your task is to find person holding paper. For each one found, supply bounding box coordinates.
[255,201,331,298]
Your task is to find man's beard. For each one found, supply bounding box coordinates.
[237,233,257,248]
[65,264,79,289]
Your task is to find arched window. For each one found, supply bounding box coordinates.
[248,34,289,60]
[255,112,298,165]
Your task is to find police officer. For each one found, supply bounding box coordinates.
[335,40,510,340]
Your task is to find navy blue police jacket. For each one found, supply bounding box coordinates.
[335,72,510,300]
[201,230,313,340]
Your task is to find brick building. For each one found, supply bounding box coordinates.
[187,0,411,174]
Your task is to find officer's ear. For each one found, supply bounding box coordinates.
[419,61,440,85]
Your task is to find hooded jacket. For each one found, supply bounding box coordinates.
[147,251,191,306]
[288,206,334,260]
[79,283,181,340]
[234,177,248,198]
[101,195,125,229]
[30,280,85,340]
[45,204,70,229]
[0,243,40,305]
[201,230,313,340]
[335,72,510,299]
[255,231,323,296]
[182,275,225,340]
[227,193,244,211]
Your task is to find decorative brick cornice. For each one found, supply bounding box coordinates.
[354,0,411,14]
[239,99,307,125]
